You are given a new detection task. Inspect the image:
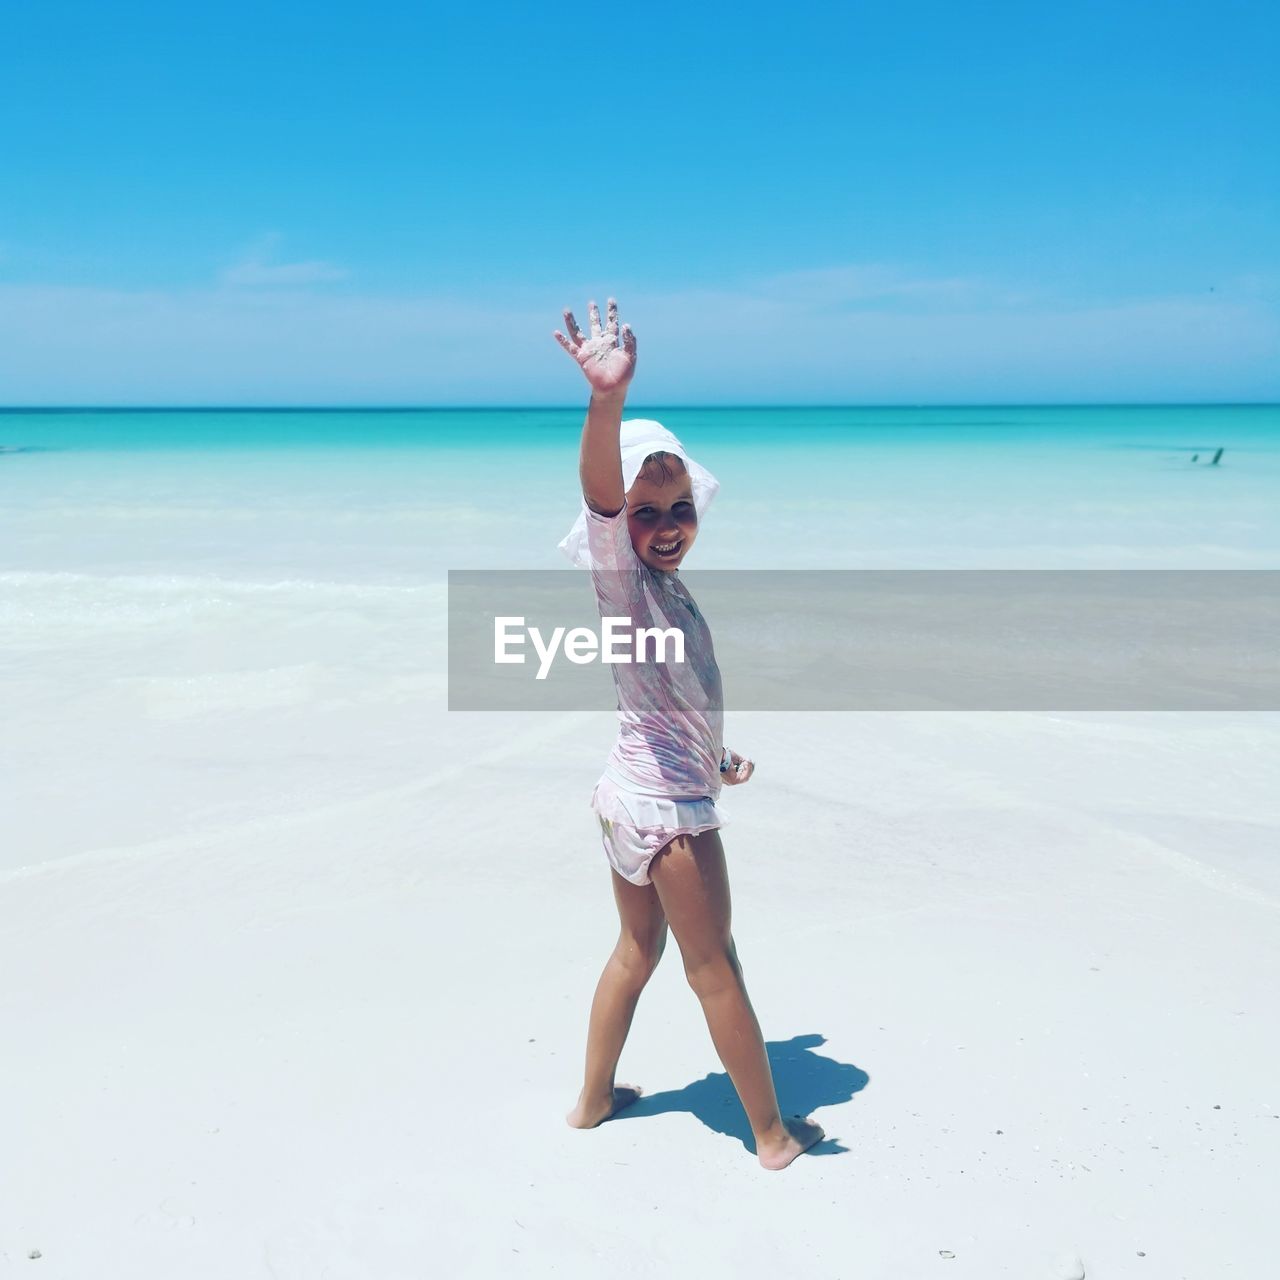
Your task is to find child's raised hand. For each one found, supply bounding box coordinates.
[721,750,755,786]
[554,297,637,396]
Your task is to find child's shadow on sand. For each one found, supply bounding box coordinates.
[614,1033,866,1157]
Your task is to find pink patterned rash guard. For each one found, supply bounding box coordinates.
[584,503,726,796]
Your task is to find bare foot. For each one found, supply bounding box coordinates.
[756,1115,825,1170]
[565,1085,643,1129]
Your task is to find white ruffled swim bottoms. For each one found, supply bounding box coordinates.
[590,768,728,886]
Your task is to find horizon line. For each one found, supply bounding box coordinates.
[2,401,1278,413]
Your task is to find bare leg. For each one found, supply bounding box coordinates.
[567,868,668,1128]
[649,829,824,1170]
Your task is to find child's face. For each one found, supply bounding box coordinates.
[625,458,698,572]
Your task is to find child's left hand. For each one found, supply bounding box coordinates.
[721,750,755,785]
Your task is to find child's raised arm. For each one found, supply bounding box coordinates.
[554,297,638,517]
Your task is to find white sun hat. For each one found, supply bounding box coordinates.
[558,419,720,569]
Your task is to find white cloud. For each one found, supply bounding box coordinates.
[745,264,988,308]
[222,259,350,287]
[0,265,1275,404]
[219,234,349,289]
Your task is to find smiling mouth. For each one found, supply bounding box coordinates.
[652,539,683,558]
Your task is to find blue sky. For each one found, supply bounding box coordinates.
[2,0,1277,404]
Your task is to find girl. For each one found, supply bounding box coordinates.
[553,297,825,1172]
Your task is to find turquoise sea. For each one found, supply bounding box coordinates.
[2,403,1278,870]
[2,405,1278,579]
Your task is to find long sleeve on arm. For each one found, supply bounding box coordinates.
[584,504,645,619]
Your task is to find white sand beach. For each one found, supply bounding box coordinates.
[5,668,1279,1275]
